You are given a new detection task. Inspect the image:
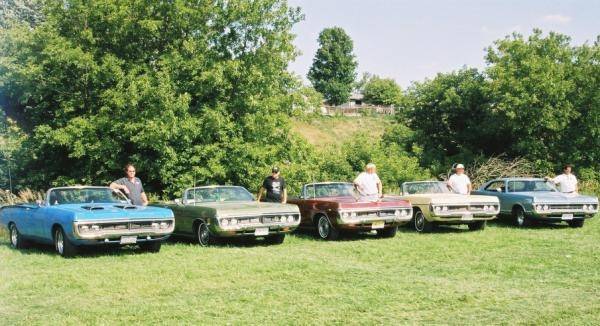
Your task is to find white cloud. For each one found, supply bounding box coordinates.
[543,14,572,24]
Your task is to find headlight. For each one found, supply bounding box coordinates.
[483,205,489,211]
[442,206,448,212]
[221,219,229,226]
[287,215,294,223]
[160,222,169,229]
[230,218,238,225]
[91,225,100,231]
[80,225,89,231]
[543,205,549,211]
[151,222,159,229]
[351,212,357,217]
[394,210,401,217]
[341,212,349,218]
[434,206,441,213]
[400,209,407,217]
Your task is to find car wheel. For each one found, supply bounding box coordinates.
[316,215,339,240]
[139,241,162,253]
[196,221,213,246]
[512,206,530,227]
[378,225,398,238]
[468,220,486,231]
[413,210,434,233]
[54,227,77,258]
[8,223,28,249]
[265,233,285,245]
[567,219,584,228]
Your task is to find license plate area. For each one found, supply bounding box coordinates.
[254,228,269,236]
[120,236,137,244]
[461,213,473,221]
[371,221,385,229]
[562,214,574,220]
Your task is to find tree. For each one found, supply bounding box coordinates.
[0,0,314,196]
[307,27,357,106]
[0,0,44,28]
[362,76,403,106]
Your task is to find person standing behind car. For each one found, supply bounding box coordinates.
[448,163,472,195]
[257,167,287,203]
[109,163,148,206]
[548,164,578,194]
[353,163,383,202]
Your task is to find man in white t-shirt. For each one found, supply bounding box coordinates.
[353,163,382,202]
[448,163,471,195]
[549,164,578,194]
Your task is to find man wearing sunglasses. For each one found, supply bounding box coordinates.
[109,163,148,206]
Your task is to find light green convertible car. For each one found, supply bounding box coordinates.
[164,186,301,246]
[401,181,500,232]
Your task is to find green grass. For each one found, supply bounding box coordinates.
[1,217,599,325]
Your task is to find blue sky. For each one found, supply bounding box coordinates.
[287,0,600,87]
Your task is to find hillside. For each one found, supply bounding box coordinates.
[290,115,393,148]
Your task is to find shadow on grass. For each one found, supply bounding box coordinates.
[0,239,173,258]
[488,217,571,230]
[167,234,291,248]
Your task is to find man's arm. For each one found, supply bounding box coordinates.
[140,192,149,206]
[257,187,264,202]
[109,181,130,194]
[467,183,473,194]
[282,188,287,204]
[378,181,383,198]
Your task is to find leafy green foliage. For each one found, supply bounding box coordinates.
[0,0,314,197]
[362,76,403,106]
[307,27,357,106]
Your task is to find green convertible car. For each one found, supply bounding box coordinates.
[163,185,301,245]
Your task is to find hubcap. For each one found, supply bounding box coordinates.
[198,224,210,246]
[10,225,18,247]
[516,210,524,226]
[318,216,330,239]
[55,230,64,255]
[415,213,424,231]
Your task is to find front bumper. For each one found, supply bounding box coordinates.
[71,234,170,246]
[336,208,413,230]
[428,211,497,222]
[72,219,175,240]
[212,222,300,237]
[528,210,596,221]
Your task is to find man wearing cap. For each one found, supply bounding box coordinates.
[448,163,472,195]
[548,164,578,194]
[353,163,383,202]
[257,167,287,203]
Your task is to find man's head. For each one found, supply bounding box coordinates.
[124,163,136,178]
[455,163,465,175]
[563,164,572,174]
[271,166,280,178]
[365,163,376,174]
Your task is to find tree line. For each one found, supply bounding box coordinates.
[0,1,598,197]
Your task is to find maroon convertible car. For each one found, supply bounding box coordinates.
[288,182,412,240]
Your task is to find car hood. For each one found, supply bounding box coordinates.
[303,196,410,209]
[521,192,599,204]
[402,193,499,204]
[193,201,300,217]
[52,203,174,221]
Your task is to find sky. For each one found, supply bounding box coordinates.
[287,0,600,87]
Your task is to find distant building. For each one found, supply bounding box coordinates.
[322,92,395,116]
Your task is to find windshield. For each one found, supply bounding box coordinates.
[507,180,557,192]
[48,187,129,205]
[403,182,453,194]
[304,183,356,198]
[185,186,254,203]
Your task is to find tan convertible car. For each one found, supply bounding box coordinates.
[401,181,500,232]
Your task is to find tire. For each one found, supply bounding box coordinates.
[265,233,285,245]
[413,210,434,233]
[139,241,162,253]
[316,215,339,240]
[512,206,530,227]
[195,221,213,246]
[378,225,398,238]
[8,223,28,249]
[54,226,78,258]
[568,219,584,228]
[468,220,487,231]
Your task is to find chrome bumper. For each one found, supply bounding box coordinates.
[72,219,175,240]
[212,222,300,236]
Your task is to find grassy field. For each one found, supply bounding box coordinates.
[1,217,599,325]
[291,115,392,148]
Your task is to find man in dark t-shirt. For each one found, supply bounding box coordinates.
[109,163,148,206]
[257,167,287,203]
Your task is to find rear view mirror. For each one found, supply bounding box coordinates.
[496,188,502,193]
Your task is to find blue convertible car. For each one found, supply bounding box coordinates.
[0,186,174,257]
[473,178,598,227]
